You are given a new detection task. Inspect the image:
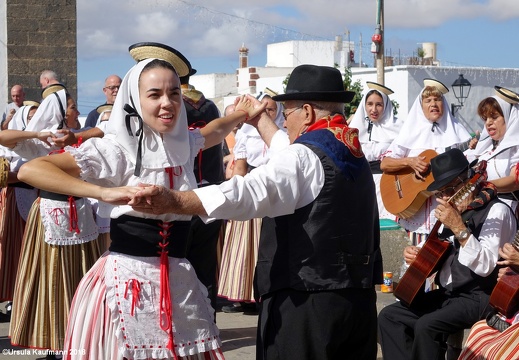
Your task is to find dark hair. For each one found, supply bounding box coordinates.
[477,97,505,121]
[141,59,177,78]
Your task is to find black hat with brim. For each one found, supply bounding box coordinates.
[272,65,355,103]
[427,148,477,191]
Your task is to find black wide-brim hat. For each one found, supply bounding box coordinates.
[427,148,477,191]
[272,65,355,103]
[129,42,192,77]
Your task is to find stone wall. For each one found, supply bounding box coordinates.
[5,0,76,102]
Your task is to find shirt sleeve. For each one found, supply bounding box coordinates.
[269,129,290,153]
[457,202,517,276]
[194,143,325,221]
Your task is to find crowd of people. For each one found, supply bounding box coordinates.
[0,40,518,360]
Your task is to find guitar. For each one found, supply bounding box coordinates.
[380,149,438,219]
[394,161,487,308]
[489,232,519,318]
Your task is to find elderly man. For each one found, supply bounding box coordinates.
[83,74,122,128]
[378,148,517,360]
[1,85,25,130]
[130,64,383,360]
[39,69,60,89]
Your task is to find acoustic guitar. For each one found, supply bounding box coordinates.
[489,232,519,318]
[380,149,438,219]
[394,161,487,308]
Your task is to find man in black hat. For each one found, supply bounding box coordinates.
[130,64,383,360]
[378,148,517,360]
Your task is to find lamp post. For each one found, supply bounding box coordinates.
[451,74,472,116]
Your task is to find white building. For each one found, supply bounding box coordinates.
[190,39,519,134]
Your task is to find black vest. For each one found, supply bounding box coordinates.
[439,197,509,294]
[184,98,224,185]
[254,129,383,299]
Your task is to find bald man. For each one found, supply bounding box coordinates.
[83,74,122,129]
[1,85,25,130]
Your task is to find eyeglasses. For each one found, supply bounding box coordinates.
[104,85,120,91]
[434,177,465,199]
[282,106,302,120]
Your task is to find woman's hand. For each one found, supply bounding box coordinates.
[234,95,267,123]
[407,155,430,180]
[404,246,419,265]
[498,243,519,267]
[99,186,143,206]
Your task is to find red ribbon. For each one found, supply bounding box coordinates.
[49,208,64,225]
[124,279,141,317]
[165,167,183,189]
[157,221,177,358]
[68,196,79,234]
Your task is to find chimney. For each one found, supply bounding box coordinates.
[239,43,249,68]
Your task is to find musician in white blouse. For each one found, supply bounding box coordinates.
[380,79,472,245]
[378,148,516,360]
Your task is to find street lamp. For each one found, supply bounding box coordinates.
[451,74,472,115]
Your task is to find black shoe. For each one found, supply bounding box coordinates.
[242,302,259,315]
[221,303,244,313]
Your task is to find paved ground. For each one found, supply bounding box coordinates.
[0,292,395,359]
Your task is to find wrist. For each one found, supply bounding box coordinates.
[235,109,249,122]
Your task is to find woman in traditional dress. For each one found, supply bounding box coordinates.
[17,42,263,359]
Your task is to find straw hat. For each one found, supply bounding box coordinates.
[366,81,394,95]
[128,42,191,77]
[423,78,449,94]
[96,103,113,114]
[494,86,519,104]
[23,100,40,108]
[41,83,66,99]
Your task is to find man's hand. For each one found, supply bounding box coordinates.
[129,185,174,215]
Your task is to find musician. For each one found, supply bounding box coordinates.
[349,82,403,220]
[458,242,519,360]
[378,148,517,360]
[380,79,472,245]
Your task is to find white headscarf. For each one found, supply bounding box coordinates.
[8,105,36,131]
[473,95,519,156]
[392,88,471,149]
[238,92,285,137]
[349,88,402,143]
[24,89,67,132]
[103,58,189,175]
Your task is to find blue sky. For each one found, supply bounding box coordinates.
[76,0,519,114]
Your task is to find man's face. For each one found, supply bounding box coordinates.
[103,76,122,104]
[11,86,25,106]
[282,100,306,143]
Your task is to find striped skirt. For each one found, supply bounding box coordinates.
[0,187,26,301]
[459,319,519,359]
[9,198,102,351]
[217,218,261,302]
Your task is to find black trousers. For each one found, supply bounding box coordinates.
[257,287,378,360]
[186,216,222,319]
[378,289,489,360]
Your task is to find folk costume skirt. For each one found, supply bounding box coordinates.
[9,198,102,351]
[0,187,26,301]
[63,252,224,360]
[458,319,519,360]
[217,218,262,302]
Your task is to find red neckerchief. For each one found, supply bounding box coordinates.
[304,114,364,158]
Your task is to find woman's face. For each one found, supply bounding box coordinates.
[139,66,182,134]
[65,97,80,129]
[484,111,506,142]
[365,92,384,122]
[262,96,278,121]
[422,95,444,123]
[27,107,37,124]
